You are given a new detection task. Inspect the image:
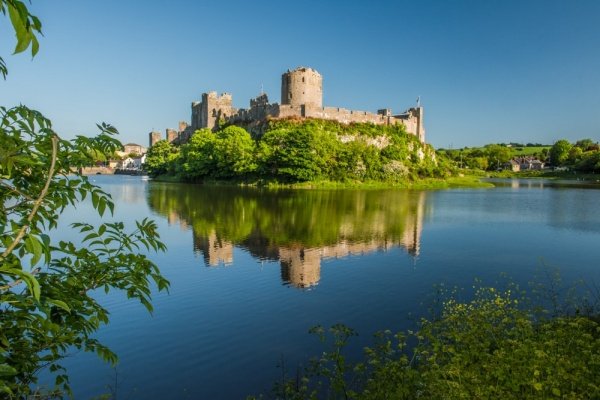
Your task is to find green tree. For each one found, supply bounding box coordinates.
[549,139,572,166]
[567,146,583,165]
[574,138,595,151]
[178,129,217,180]
[145,139,179,178]
[259,127,323,182]
[213,126,257,178]
[1,3,169,396]
[575,151,600,173]
[484,144,513,170]
[466,156,489,170]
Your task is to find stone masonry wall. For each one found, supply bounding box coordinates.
[149,131,162,147]
[191,92,235,131]
[281,67,322,108]
[169,67,425,145]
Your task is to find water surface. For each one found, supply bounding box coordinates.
[49,176,600,398]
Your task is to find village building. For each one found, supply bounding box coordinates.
[123,143,147,155]
[503,156,546,172]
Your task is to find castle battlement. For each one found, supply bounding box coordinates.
[151,67,425,147]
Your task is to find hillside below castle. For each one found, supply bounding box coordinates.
[150,67,425,147]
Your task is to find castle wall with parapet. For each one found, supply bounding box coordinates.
[228,102,424,142]
[170,67,425,145]
[191,91,235,131]
[304,106,388,125]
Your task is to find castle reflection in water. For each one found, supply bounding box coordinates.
[161,190,426,289]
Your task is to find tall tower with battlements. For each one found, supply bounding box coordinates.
[149,131,162,147]
[281,67,322,108]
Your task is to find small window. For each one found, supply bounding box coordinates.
[302,77,305,83]
[289,93,292,99]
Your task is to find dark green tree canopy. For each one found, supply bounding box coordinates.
[147,119,442,183]
[549,139,572,166]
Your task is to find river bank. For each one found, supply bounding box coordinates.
[150,174,495,189]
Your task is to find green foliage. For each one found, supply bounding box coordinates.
[150,119,442,184]
[253,282,600,399]
[543,138,600,172]
[575,151,600,173]
[484,144,512,169]
[178,126,257,180]
[145,139,179,177]
[178,129,216,180]
[574,138,598,151]
[213,126,257,178]
[441,144,554,172]
[0,0,42,79]
[1,4,168,396]
[549,139,572,166]
[259,127,325,182]
[0,106,170,397]
[147,184,425,249]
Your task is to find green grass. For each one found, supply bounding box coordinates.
[486,169,600,181]
[150,176,495,190]
[511,146,550,156]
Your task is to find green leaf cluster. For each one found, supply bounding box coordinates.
[0,0,42,79]
[440,143,529,171]
[0,106,170,397]
[549,138,600,172]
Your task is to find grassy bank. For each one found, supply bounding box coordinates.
[150,174,494,190]
[486,169,600,181]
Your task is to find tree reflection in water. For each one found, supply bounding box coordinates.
[147,184,427,288]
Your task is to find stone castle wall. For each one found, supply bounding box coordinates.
[149,131,162,147]
[191,91,235,131]
[156,66,425,145]
[305,106,387,124]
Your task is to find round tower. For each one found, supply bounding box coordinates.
[281,67,322,108]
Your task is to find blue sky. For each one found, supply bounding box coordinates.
[1,0,599,148]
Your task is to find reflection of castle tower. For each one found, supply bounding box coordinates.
[193,230,234,266]
[279,247,321,289]
[399,191,424,257]
[167,211,189,231]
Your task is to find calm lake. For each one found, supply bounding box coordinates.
[47,176,600,398]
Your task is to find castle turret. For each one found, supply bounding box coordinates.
[281,67,322,108]
[149,131,161,147]
[166,128,178,143]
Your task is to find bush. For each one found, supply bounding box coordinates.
[251,282,600,399]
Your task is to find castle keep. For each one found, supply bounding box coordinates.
[150,67,425,146]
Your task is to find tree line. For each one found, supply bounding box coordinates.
[439,138,599,172]
[548,138,600,171]
[145,119,449,183]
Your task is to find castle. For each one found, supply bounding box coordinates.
[150,67,425,147]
